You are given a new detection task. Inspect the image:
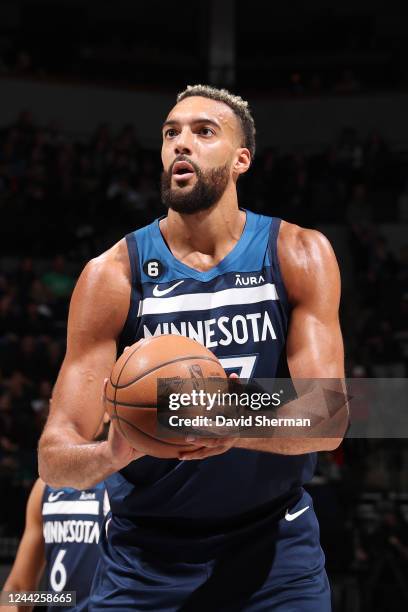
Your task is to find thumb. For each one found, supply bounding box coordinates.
[102,378,109,402]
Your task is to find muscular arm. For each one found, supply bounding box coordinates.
[1,479,46,612]
[180,223,347,460]
[236,223,347,454]
[38,241,143,489]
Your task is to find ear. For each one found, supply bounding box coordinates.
[232,148,251,177]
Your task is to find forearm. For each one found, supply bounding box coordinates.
[234,378,347,454]
[39,428,115,489]
[2,580,35,612]
[235,436,342,454]
[1,603,31,612]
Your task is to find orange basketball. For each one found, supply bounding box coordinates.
[105,335,227,458]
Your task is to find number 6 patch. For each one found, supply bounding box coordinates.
[143,259,164,278]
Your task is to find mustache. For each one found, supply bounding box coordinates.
[169,154,201,176]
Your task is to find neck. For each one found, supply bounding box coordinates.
[161,187,245,261]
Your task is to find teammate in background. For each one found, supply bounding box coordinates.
[39,85,348,610]
[1,478,109,612]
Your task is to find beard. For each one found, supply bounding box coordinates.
[161,156,230,215]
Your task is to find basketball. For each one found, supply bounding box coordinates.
[105,335,227,458]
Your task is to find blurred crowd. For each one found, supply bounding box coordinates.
[0,111,161,258]
[1,112,408,252]
[0,45,374,98]
[0,253,73,534]
[0,28,398,94]
[0,112,407,610]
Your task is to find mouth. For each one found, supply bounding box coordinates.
[172,160,195,182]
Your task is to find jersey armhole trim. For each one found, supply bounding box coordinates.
[268,218,291,311]
[118,233,141,353]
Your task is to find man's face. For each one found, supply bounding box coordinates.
[160,96,244,214]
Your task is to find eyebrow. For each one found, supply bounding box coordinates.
[162,117,221,131]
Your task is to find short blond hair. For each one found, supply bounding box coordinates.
[177,84,256,159]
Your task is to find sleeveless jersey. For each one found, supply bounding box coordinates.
[106,210,316,527]
[42,482,109,611]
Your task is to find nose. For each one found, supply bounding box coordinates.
[174,129,193,156]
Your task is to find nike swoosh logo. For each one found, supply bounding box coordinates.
[48,491,64,502]
[153,280,184,297]
[285,505,310,521]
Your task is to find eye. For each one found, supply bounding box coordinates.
[199,127,214,137]
[164,128,177,138]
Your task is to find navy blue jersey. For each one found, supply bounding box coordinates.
[42,482,109,611]
[106,210,316,528]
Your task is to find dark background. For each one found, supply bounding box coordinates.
[0,1,407,610]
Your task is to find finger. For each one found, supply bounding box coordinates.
[102,378,108,401]
[185,435,233,447]
[123,339,143,354]
[179,444,232,460]
[181,438,238,457]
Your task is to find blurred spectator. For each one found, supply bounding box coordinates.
[363,131,389,180]
[309,74,323,95]
[31,379,51,433]
[14,50,33,74]
[334,69,362,94]
[366,319,405,378]
[346,184,373,225]
[336,127,364,173]
[289,72,304,96]
[41,255,75,299]
[106,174,143,208]
[0,391,19,467]
[20,302,52,336]
[397,182,408,222]
[359,503,408,609]
[0,295,19,338]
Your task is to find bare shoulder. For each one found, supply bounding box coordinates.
[68,238,131,339]
[277,220,340,305]
[278,220,336,265]
[80,238,131,288]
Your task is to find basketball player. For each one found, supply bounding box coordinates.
[1,478,109,612]
[38,85,347,610]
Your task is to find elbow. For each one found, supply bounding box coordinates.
[37,434,61,488]
[319,408,349,452]
[37,444,54,487]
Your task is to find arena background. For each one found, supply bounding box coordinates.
[0,1,407,610]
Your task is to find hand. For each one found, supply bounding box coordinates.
[104,420,145,471]
[102,377,145,470]
[178,372,240,460]
[178,435,239,460]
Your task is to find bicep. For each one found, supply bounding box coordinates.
[287,307,344,378]
[44,255,130,441]
[284,229,344,378]
[284,233,347,443]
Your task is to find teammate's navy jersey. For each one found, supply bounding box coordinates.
[42,482,109,611]
[106,210,316,526]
